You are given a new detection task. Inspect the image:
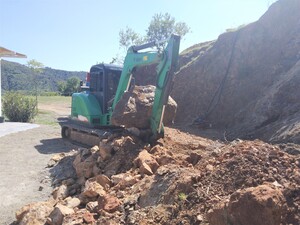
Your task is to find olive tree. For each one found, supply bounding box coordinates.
[146,13,190,43]
[115,13,190,63]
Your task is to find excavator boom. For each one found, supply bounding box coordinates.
[112,34,180,140]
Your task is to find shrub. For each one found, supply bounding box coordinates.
[40,92,59,96]
[2,92,37,122]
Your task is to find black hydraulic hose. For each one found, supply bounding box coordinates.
[194,30,240,124]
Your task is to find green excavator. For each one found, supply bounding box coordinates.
[60,34,180,146]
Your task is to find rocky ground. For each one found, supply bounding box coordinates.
[15,127,300,225]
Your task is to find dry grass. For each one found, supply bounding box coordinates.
[34,96,71,126]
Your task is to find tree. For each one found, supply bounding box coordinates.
[65,76,80,95]
[58,77,80,96]
[146,13,190,43]
[27,59,44,74]
[57,81,66,94]
[111,27,146,64]
[118,13,190,52]
[27,59,44,110]
[119,27,145,51]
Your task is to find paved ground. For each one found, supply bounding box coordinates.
[0,124,76,224]
[0,122,40,137]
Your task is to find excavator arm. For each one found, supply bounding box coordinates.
[112,34,180,140]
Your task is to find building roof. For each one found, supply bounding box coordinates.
[0,47,27,58]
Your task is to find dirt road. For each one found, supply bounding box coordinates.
[0,125,77,224]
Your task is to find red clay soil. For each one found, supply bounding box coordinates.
[15,127,300,225]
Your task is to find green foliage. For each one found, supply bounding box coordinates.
[1,60,86,92]
[58,76,81,96]
[57,81,66,94]
[146,13,190,43]
[27,59,44,73]
[27,59,45,108]
[119,27,145,51]
[2,61,35,91]
[178,192,187,201]
[117,12,190,60]
[4,90,59,96]
[2,92,37,122]
[66,76,80,94]
[39,92,60,96]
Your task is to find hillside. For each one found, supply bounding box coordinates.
[172,0,300,144]
[1,60,86,92]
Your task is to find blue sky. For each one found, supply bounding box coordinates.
[0,0,276,71]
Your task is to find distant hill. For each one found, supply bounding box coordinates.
[1,60,86,92]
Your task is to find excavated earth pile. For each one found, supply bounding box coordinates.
[172,0,300,144]
[111,85,177,129]
[15,128,300,225]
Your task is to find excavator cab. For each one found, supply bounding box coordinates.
[89,64,122,114]
[71,64,122,127]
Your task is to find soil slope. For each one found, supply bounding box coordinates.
[172,0,300,144]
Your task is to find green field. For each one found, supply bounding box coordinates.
[34,110,58,126]
[37,95,71,105]
[34,96,71,126]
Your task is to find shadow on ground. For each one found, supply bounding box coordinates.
[35,138,81,189]
[35,138,80,187]
[35,138,76,154]
[49,154,78,187]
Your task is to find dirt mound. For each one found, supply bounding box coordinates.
[172,0,300,144]
[15,128,300,224]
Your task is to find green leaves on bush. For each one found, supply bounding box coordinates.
[2,92,37,122]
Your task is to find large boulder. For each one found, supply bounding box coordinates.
[207,184,284,225]
[111,85,177,129]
